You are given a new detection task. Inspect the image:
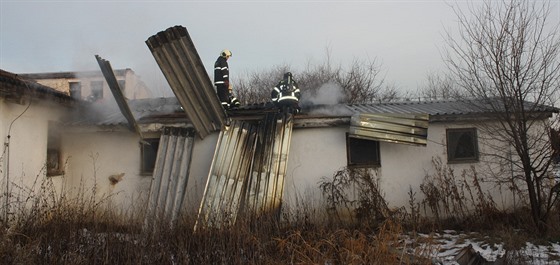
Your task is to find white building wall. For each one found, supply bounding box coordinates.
[31,69,152,101]
[60,131,149,212]
[284,121,516,213]
[59,128,217,215]
[0,99,66,209]
[54,119,521,217]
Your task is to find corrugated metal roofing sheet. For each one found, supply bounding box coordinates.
[195,112,294,228]
[144,126,195,230]
[146,25,226,139]
[349,113,429,146]
[63,98,558,127]
[95,55,142,138]
[344,99,558,117]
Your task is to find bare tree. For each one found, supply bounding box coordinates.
[443,0,560,233]
[416,71,461,100]
[234,65,292,104]
[232,49,398,105]
[335,58,397,103]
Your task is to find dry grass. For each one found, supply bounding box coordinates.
[0,210,436,265]
[1,198,559,265]
[2,163,560,264]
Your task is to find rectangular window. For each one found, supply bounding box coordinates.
[117,80,126,90]
[69,81,81,99]
[446,128,479,163]
[47,149,61,176]
[346,133,380,167]
[141,138,160,175]
[47,124,63,176]
[90,80,104,100]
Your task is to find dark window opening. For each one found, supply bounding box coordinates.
[141,138,160,175]
[90,80,104,101]
[346,133,380,168]
[47,124,64,176]
[47,149,61,176]
[446,128,479,163]
[69,81,81,99]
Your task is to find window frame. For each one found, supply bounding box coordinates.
[69,81,82,100]
[446,128,479,164]
[346,133,381,168]
[90,80,104,100]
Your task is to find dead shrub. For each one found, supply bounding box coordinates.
[419,157,501,230]
[319,167,393,228]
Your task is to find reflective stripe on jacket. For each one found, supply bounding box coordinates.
[272,85,300,103]
[214,56,229,85]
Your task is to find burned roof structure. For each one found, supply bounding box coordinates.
[63,97,558,128]
[17,68,134,80]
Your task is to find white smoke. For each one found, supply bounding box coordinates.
[301,82,353,116]
[306,82,346,105]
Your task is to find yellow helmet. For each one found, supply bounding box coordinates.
[221,49,232,58]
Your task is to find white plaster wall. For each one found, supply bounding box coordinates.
[0,99,66,206]
[59,129,218,215]
[35,71,152,101]
[284,121,517,213]
[53,119,525,217]
[124,70,152,99]
[60,131,150,213]
[284,127,348,210]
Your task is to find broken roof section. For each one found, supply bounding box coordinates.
[196,112,294,228]
[95,55,143,139]
[0,69,74,105]
[350,113,429,146]
[145,126,195,231]
[146,25,227,139]
[64,98,558,128]
[63,97,185,127]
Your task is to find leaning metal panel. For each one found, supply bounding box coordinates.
[349,113,429,146]
[144,127,195,232]
[195,112,294,229]
[95,55,143,139]
[146,25,226,139]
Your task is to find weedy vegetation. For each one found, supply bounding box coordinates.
[1,160,560,264]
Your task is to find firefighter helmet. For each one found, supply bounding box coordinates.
[283,72,293,84]
[221,49,232,58]
[284,72,292,79]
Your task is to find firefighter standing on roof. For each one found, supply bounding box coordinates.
[214,49,240,109]
[271,72,301,113]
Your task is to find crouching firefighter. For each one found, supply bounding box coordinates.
[271,72,301,114]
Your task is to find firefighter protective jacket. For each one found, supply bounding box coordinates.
[272,79,301,105]
[214,56,229,87]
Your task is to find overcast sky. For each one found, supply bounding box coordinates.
[1,1,559,97]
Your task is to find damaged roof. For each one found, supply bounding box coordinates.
[18,69,133,80]
[64,97,558,127]
[64,97,186,126]
[231,98,558,121]
[0,69,74,104]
